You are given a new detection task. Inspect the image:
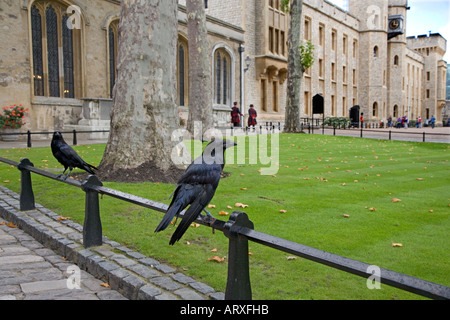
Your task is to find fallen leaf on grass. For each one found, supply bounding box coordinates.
[3,180,10,183]
[219,211,229,216]
[190,223,200,228]
[240,187,247,190]
[208,204,216,209]
[227,205,232,209]
[235,203,249,208]
[286,256,297,260]
[392,198,402,203]
[392,243,403,247]
[279,209,287,213]
[343,214,350,218]
[207,256,226,263]
[211,248,218,252]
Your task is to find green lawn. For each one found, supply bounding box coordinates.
[0,134,449,300]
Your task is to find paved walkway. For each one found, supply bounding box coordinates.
[0,186,224,300]
[318,126,450,143]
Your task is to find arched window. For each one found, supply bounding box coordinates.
[372,102,378,117]
[214,48,231,106]
[393,105,398,118]
[177,36,189,107]
[373,46,378,57]
[30,1,82,99]
[108,20,119,98]
[393,55,399,66]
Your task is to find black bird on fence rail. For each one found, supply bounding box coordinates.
[155,138,237,245]
[51,131,97,180]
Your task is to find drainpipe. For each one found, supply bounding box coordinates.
[239,44,245,127]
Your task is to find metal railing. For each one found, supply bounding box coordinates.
[2,126,449,147]
[0,156,449,300]
[0,130,109,148]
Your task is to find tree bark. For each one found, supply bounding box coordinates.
[186,0,213,139]
[284,0,304,133]
[99,0,184,183]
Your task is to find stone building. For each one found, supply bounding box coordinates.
[205,0,447,126]
[0,0,245,136]
[0,0,447,137]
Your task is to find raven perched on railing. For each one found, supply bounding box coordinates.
[155,138,237,245]
[51,131,97,180]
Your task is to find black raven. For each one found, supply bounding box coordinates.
[51,131,97,180]
[155,138,237,245]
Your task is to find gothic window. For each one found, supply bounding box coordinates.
[178,44,186,106]
[30,1,82,99]
[31,6,44,96]
[108,20,119,98]
[46,6,60,97]
[222,57,227,105]
[216,52,221,104]
[62,15,74,98]
[373,46,379,57]
[214,49,231,106]
[177,36,188,107]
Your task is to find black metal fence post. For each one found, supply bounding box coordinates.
[27,130,32,148]
[224,211,254,300]
[18,158,35,211]
[81,175,103,248]
[73,129,77,145]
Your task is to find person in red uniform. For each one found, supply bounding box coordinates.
[248,104,257,130]
[231,102,243,127]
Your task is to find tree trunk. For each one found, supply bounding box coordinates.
[99,0,184,183]
[186,0,213,139]
[284,0,304,133]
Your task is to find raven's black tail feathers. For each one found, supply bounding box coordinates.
[169,200,203,245]
[83,163,97,175]
[155,200,184,233]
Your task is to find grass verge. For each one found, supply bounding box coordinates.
[0,134,449,299]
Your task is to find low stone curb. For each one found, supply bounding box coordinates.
[0,186,224,300]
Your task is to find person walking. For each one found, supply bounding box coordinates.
[231,102,243,127]
[247,104,257,130]
[430,115,436,129]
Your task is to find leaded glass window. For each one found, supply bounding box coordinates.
[214,49,231,106]
[46,6,60,97]
[178,44,185,106]
[30,1,81,99]
[62,15,74,98]
[31,6,44,96]
[109,26,116,98]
